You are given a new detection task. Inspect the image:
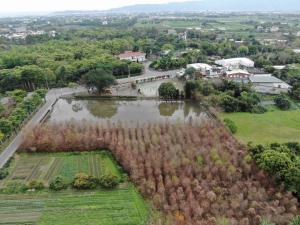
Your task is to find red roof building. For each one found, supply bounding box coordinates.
[118,51,146,62]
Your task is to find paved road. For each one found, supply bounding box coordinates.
[0,87,86,169]
[117,61,180,84]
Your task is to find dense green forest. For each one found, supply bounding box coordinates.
[1,22,300,92]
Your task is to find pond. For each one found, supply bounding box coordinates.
[48,99,209,124]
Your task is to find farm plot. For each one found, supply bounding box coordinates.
[0,188,149,225]
[1,151,122,186]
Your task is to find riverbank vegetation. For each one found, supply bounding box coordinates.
[21,121,300,225]
[0,89,46,143]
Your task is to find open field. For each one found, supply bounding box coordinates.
[0,151,149,225]
[1,151,122,186]
[219,109,300,144]
[0,188,148,225]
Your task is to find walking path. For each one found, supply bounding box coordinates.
[0,87,86,168]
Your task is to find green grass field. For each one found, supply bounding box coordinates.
[0,151,149,225]
[0,188,149,225]
[1,151,122,186]
[219,109,300,144]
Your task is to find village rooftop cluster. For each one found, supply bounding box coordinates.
[183,57,291,94]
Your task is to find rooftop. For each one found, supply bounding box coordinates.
[187,63,212,70]
[249,74,286,83]
[215,57,254,67]
[226,69,250,75]
[118,51,146,58]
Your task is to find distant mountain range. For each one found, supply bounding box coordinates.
[109,0,300,13]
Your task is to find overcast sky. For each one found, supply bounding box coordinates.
[0,0,186,13]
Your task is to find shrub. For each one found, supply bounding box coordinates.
[200,82,215,96]
[0,118,13,136]
[284,142,300,154]
[223,118,238,134]
[239,91,261,112]
[99,173,120,189]
[9,107,27,126]
[250,143,300,197]
[257,150,292,175]
[289,216,300,225]
[220,95,241,112]
[0,169,8,180]
[35,89,47,99]
[2,181,28,194]
[72,173,98,190]
[158,82,178,100]
[184,81,199,99]
[67,82,79,89]
[274,94,292,110]
[28,180,44,190]
[0,157,13,180]
[49,176,68,191]
[8,89,27,103]
[251,105,267,114]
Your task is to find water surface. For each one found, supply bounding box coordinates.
[49,99,208,124]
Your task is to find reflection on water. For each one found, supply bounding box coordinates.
[86,100,118,118]
[48,99,208,124]
[158,102,180,116]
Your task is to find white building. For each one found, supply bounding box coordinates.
[256,25,264,32]
[249,74,291,94]
[215,58,255,70]
[296,31,300,37]
[118,51,146,62]
[187,63,219,78]
[270,26,279,32]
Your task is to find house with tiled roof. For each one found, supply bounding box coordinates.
[118,51,146,62]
